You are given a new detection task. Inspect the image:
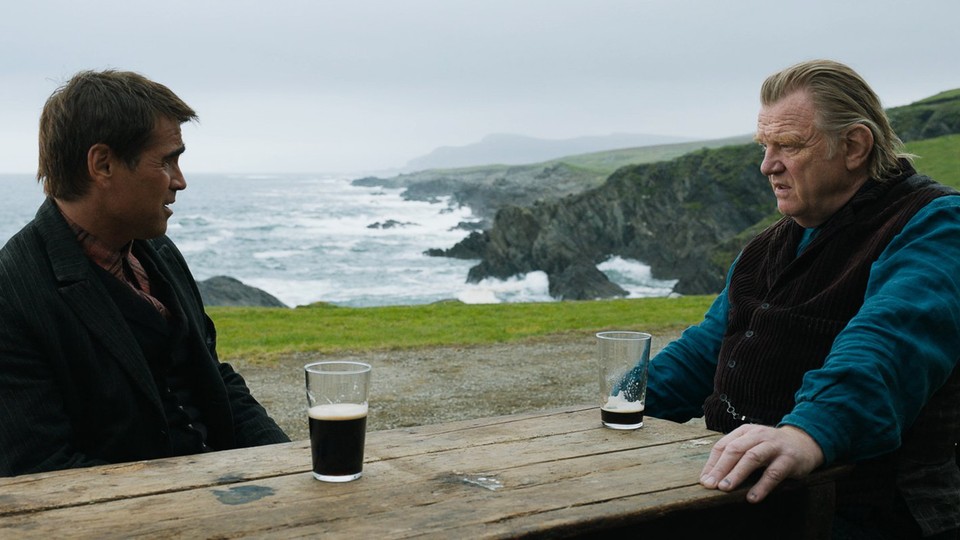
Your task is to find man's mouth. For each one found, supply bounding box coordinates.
[771,182,791,196]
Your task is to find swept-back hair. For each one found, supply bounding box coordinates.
[37,70,198,200]
[760,59,910,180]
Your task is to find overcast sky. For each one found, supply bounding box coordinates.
[2,0,958,176]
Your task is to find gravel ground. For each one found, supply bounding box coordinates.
[231,331,682,442]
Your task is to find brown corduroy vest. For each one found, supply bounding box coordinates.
[703,167,958,437]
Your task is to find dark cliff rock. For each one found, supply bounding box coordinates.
[459,144,774,299]
[549,262,628,300]
[368,219,417,229]
[424,230,489,259]
[198,276,288,308]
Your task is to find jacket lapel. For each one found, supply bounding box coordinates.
[144,238,237,447]
[35,199,163,414]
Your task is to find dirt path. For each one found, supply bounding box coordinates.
[232,331,682,442]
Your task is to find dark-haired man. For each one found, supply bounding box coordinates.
[0,70,290,476]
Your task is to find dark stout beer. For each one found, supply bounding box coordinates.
[601,394,644,429]
[309,403,368,481]
[601,407,644,428]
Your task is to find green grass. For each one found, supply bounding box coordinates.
[412,135,756,179]
[911,88,960,106]
[208,296,715,362]
[906,134,960,188]
[553,134,754,174]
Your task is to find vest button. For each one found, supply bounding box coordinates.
[745,330,755,338]
[761,303,770,309]
[727,360,736,368]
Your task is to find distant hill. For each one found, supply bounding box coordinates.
[404,132,696,170]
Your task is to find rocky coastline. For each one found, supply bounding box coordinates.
[362,143,776,301]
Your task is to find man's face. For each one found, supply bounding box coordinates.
[104,117,186,244]
[755,90,862,228]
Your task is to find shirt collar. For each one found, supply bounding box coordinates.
[58,205,132,275]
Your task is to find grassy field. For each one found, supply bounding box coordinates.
[907,134,960,187]
[208,295,715,361]
[553,134,754,174]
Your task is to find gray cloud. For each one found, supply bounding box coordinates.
[2,0,958,174]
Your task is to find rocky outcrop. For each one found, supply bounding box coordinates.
[197,276,288,308]
[456,144,774,299]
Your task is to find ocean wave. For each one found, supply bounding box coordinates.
[1,173,673,308]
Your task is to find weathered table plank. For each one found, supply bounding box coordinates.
[0,406,713,517]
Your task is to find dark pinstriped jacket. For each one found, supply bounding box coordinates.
[0,198,289,476]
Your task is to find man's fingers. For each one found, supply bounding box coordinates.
[745,459,790,502]
[699,440,731,487]
[699,430,768,490]
[709,443,771,492]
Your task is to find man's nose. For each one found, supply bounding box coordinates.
[171,166,187,191]
[759,149,783,176]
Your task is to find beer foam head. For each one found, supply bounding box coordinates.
[309,403,368,420]
[602,392,644,413]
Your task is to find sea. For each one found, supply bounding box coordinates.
[0,173,677,308]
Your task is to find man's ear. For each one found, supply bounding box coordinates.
[844,124,874,172]
[86,143,114,187]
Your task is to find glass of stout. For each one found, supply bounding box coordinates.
[596,331,651,430]
[304,361,372,482]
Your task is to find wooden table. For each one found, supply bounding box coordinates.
[0,405,847,539]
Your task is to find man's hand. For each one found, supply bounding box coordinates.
[699,424,825,503]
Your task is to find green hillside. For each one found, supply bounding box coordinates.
[887,89,960,142]
[542,134,754,175]
[906,134,960,188]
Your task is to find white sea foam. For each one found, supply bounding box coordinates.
[0,173,678,308]
[457,272,553,304]
[598,256,678,298]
